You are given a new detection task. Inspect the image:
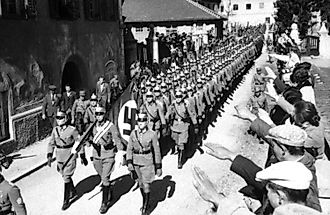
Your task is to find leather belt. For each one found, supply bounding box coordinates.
[55,144,74,149]
[133,150,151,154]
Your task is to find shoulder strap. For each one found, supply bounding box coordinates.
[55,127,68,145]
[135,130,145,150]
[174,103,186,119]
[93,121,112,143]
[144,104,157,120]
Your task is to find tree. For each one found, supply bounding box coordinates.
[274,0,330,38]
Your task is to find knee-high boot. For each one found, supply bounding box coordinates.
[140,188,146,211]
[178,149,183,169]
[62,182,71,210]
[99,185,111,214]
[141,192,150,215]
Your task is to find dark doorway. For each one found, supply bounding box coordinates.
[61,61,82,93]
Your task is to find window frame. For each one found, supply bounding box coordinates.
[259,2,264,9]
[246,3,251,10]
[49,0,80,20]
[0,0,37,19]
[233,4,238,11]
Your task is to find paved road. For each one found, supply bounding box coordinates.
[16,52,271,215]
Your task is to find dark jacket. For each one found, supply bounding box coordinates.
[42,93,61,117]
[61,91,76,113]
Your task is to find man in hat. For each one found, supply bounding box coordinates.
[42,85,61,126]
[126,112,162,215]
[140,91,166,139]
[192,161,317,215]
[167,90,198,169]
[47,110,88,210]
[247,85,268,115]
[251,67,266,92]
[0,153,27,215]
[84,93,98,128]
[89,106,125,214]
[71,90,90,135]
[61,84,77,124]
[96,76,111,110]
[207,110,322,212]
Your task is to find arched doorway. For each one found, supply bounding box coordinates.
[61,61,82,93]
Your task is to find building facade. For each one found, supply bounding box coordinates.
[0,0,124,152]
[219,0,276,25]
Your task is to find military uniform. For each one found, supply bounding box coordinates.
[71,91,90,134]
[90,120,123,186]
[47,116,81,210]
[126,129,162,186]
[47,125,79,183]
[168,91,197,169]
[140,99,166,137]
[0,175,26,215]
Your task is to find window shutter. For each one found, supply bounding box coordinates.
[84,0,92,20]
[101,0,115,21]
[26,0,37,18]
[49,0,60,18]
[71,0,80,20]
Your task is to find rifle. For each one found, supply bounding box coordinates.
[62,121,97,171]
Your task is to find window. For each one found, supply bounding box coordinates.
[233,4,238,11]
[49,0,80,20]
[220,5,224,12]
[265,17,270,23]
[0,0,36,19]
[83,0,118,21]
[259,2,264,9]
[136,27,143,32]
[246,3,251,10]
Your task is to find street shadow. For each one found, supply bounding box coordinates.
[75,174,101,198]
[148,175,176,213]
[109,174,135,207]
[160,135,176,158]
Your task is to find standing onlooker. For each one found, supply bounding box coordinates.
[61,84,76,124]
[42,85,61,127]
[96,76,111,110]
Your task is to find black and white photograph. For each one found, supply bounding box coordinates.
[1,0,330,214]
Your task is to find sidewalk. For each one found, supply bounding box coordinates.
[2,137,51,183]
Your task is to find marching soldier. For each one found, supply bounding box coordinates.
[71,90,90,134]
[0,154,27,215]
[47,110,88,210]
[89,106,125,214]
[84,93,98,128]
[126,112,162,215]
[140,91,166,138]
[168,91,198,169]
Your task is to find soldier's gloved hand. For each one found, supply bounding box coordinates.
[71,119,74,125]
[156,169,162,177]
[42,114,46,120]
[47,153,52,167]
[80,153,88,166]
[127,163,134,172]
